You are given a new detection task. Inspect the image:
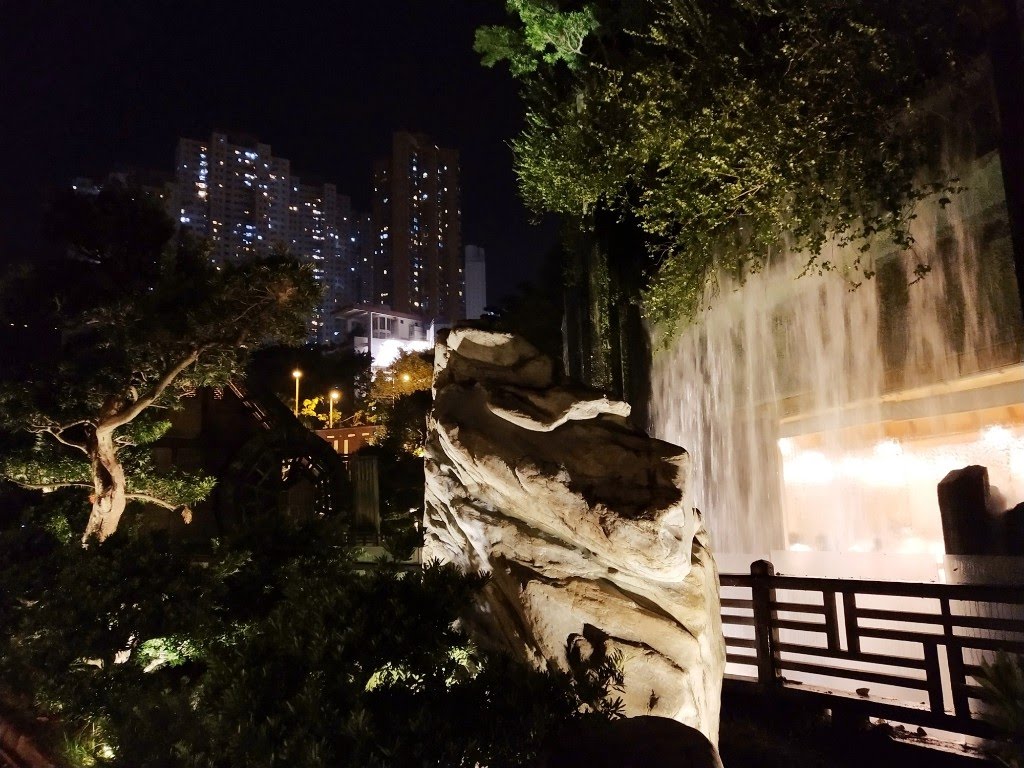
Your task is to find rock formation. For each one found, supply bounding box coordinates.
[423,329,724,743]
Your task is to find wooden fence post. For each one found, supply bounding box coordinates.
[750,559,780,689]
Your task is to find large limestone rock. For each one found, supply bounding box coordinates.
[424,329,724,743]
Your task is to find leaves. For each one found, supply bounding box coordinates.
[975,652,1024,767]
[0,509,620,768]
[476,0,599,75]
[482,0,987,335]
[368,351,433,406]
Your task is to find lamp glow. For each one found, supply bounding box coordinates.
[329,389,341,428]
[292,369,303,417]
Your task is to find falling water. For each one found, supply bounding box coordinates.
[651,148,1024,569]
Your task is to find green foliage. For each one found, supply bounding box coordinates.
[479,0,990,335]
[0,433,92,490]
[476,0,599,75]
[298,395,330,427]
[975,652,1024,767]
[369,351,434,408]
[0,499,618,768]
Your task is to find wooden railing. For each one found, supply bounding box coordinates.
[721,561,1024,739]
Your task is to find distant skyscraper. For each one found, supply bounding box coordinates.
[287,181,352,341]
[371,132,463,321]
[176,133,291,263]
[350,211,375,306]
[175,132,353,344]
[464,245,486,320]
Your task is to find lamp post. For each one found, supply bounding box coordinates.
[329,389,341,428]
[367,309,375,367]
[292,369,302,417]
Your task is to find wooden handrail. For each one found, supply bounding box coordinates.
[720,561,1024,743]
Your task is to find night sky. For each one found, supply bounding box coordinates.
[1,1,558,302]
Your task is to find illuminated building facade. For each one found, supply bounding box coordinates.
[371,132,463,321]
[350,211,375,306]
[175,133,354,344]
[175,133,291,263]
[335,303,433,370]
[287,181,352,342]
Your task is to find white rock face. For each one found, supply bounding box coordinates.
[424,329,724,743]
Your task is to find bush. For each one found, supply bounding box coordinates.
[0,493,616,767]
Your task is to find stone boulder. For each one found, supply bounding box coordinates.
[424,329,724,743]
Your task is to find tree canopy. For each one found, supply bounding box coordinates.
[0,182,321,542]
[477,0,993,334]
[369,350,434,406]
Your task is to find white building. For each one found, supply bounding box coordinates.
[336,304,433,369]
[464,244,486,320]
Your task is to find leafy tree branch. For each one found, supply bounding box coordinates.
[478,0,994,336]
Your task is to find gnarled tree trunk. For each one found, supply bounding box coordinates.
[83,427,127,544]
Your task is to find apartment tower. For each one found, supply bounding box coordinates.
[175,132,353,343]
[371,132,463,321]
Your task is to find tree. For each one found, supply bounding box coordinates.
[477,0,993,335]
[355,351,437,556]
[0,183,320,543]
[368,350,434,406]
[475,0,598,76]
[366,351,434,452]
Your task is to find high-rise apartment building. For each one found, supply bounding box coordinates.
[175,133,354,344]
[464,245,487,320]
[287,181,351,340]
[176,134,291,263]
[349,211,375,306]
[371,132,463,321]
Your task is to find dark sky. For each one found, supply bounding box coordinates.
[0,1,557,302]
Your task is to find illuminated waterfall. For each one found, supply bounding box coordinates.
[650,150,1024,572]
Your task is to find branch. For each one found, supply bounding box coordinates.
[7,479,92,492]
[56,418,91,432]
[46,427,90,456]
[27,418,90,439]
[99,348,205,432]
[125,493,178,510]
[126,494,193,524]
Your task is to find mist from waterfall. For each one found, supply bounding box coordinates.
[650,150,1023,566]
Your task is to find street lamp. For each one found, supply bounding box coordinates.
[367,309,375,366]
[329,389,341,428]
[292,369,303,417]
